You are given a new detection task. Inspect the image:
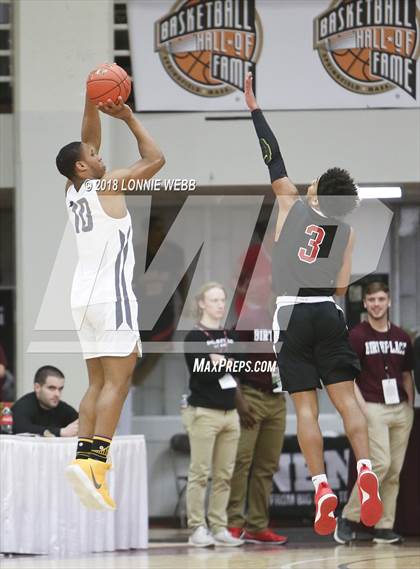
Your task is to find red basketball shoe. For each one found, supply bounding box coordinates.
[357,465,383,527]
[314,482,338,535]
[243,529,288,545]
[228,527,244,539]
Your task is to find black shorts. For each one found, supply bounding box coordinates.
[273,301,360,394]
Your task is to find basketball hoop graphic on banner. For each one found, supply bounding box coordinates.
[154,0,262,97]
[314,0,420,99]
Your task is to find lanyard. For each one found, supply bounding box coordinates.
[195,324,229,352]
[371,323,391,378]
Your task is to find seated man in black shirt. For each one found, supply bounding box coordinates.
[12,366,78,437]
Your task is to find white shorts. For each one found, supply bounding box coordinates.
[72,301,142,360]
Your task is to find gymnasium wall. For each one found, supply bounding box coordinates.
[110,109,420,186]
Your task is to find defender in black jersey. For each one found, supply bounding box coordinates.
[244,73,382,536]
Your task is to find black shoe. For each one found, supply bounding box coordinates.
[334,517,356,544]
[373,529,403,544]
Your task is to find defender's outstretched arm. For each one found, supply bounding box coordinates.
[245,72,298,204]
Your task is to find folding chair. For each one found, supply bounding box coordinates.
[169,433,190,528]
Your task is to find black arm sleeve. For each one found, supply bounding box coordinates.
[251,108,288,183]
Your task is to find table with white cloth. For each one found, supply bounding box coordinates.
[0,435,148,555]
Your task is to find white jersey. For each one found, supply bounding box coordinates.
[66,179,137,314]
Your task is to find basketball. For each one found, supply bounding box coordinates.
[86,63,131,104]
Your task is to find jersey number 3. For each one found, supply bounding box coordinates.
[71,198,93,233]
[298,224,326,264]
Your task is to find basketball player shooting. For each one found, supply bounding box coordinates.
[244,72,382,535]
[55,90,165,510]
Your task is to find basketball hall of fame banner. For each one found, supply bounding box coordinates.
[127,0,420,111]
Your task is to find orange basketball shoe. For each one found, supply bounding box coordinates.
[65,458,116,510]
[314,482,338,535]
[65,459,103,510]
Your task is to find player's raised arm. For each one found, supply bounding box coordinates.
[63,93,102,193]
[245,73,298,205]
[99,97,165,192]
[81,92,101,152]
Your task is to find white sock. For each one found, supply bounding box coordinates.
[312,473,328,492]
[357,459,372,475]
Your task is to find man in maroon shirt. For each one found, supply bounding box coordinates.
[227,230,287,545]
[227,326,287,545]
[335,282,414,545]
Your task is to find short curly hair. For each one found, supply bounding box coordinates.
[317,167,359,218]
[56,141,82,180]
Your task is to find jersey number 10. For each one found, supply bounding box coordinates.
[71,198,93,233]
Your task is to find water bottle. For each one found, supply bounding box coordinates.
[180,394,189,409]
[0,403,13,435]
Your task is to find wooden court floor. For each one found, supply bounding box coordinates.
[1,530,419,569]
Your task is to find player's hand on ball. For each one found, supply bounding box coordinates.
[98,96,132,121]
[244,72,258,112]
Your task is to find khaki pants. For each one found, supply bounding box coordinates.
[343,401,414,529]
[182,405,240,533]
[227,385,287,532]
